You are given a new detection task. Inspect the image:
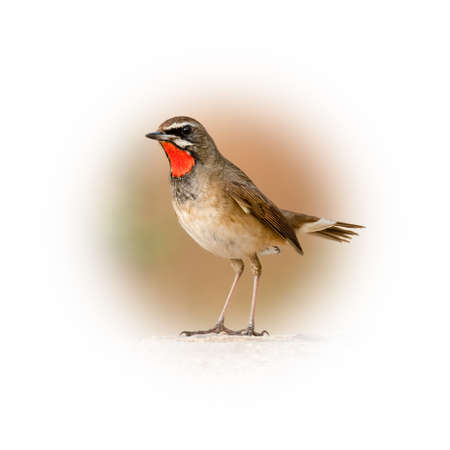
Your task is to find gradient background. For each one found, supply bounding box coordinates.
[2,1,449,449]
[104,93,371,336]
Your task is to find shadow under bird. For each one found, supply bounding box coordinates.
[146,116,364,336]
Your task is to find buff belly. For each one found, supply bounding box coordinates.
[172,199,283,259]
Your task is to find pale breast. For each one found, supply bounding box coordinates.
[172,192,283,259]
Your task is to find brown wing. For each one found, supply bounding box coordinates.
[226,180,304,255]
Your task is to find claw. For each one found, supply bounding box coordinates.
[239,327,269,336]
[179,328,214,336]
[179,323,242,336]
[179,330,195,336]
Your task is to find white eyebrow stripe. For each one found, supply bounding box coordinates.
[173,138,193,148]
[164,121,195,130]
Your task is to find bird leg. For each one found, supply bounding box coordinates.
[180,259,244,336]
[239,254,269,337]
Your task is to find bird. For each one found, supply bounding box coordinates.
[146,116,363,336]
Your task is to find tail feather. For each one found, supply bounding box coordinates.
[335,221,364,229]
[281,209,364,244]
[315,230,349,243]
[315,226,359,243]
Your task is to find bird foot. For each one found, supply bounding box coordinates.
[179,322,242,336]
[238,326,269,337]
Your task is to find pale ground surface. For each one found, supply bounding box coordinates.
[137,333,352,379]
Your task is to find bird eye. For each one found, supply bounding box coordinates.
[181,125,192,135]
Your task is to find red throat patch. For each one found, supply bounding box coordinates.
[161,142,195,178]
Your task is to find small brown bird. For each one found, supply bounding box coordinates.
[146,116,363,336]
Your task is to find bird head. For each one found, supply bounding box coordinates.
[146,116,220,178]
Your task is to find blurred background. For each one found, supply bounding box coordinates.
[100,90,372,336]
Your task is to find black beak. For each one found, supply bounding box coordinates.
[145,131,172,141]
